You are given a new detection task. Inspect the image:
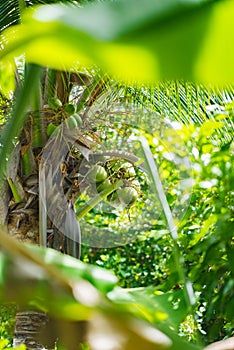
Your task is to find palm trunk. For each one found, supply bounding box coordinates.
[5,67,100,349]
[13,311,87,350]
[13,311,50,350]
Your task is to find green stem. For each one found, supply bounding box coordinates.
[32,85,43,147]
[24,63,44,147]
[44,68,57,102]
[7,178,22,203]
[0,64,43,180]
[21,152,31,175]
[139,136,195,312]
[76,180,123,220]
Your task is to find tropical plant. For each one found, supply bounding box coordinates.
[81,116,233,343]
[0,2,123,348]
[0,0,233,349]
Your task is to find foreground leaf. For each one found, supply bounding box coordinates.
[1,0,234,85]
[0,230,202,349]
[108,286,189,331]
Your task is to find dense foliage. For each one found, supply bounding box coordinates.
[80,107,234,343]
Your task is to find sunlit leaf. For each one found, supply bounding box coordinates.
[0,60,15,98]
[109,286,189,331]
[0,63,43,179]
[0,0,234,84]
[0,235,196,350]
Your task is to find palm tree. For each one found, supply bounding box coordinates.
[0,2,117,348]
[0,2,152,348]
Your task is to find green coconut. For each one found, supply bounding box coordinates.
[64,103,76,115]
[87,165,108,183]
[46,123,57,137]
[48,97,62,111]
[118,186,138,207]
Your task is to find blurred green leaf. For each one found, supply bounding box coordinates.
[109,286,189,331]
[0,63,43,179]
[27,244,118,294]
[0,61,15,98]
[1,0,234,84]
[0,252,6,287]
[0,232,202,350]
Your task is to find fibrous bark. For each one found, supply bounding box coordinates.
[13,310,52,350]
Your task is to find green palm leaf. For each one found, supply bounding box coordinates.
[123,82,234,145]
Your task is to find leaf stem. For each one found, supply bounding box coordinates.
[0,64,43,179]
[7,178,22,203]
[139,136,195,311]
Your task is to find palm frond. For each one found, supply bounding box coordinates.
[0,0,20,33]
[76,77,234,146]
[118,82,234,145]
